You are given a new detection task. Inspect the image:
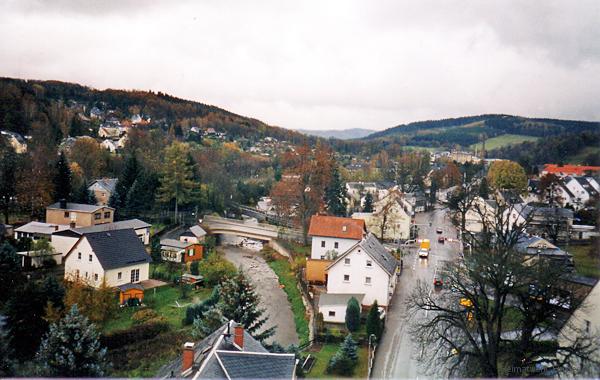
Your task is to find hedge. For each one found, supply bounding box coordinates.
[101,321,170,350]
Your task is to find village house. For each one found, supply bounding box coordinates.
[324,233,399,311]
[464,197,498,233]
[515,235,574,268]
[563,176,600,208]
[51,219,151,258]
[63,228,152,288]
[541,164,600,178]
[504,203,574,241]
[157,320,296,379]
[46,200,114,227]
[160,238,203,263]
[101,139,118,153]
[318,293,365,323]
[88,178,118,206]
[0,130,27,153]
[179,225,207,244]
[352,189,411,241]
[14,221,70,241]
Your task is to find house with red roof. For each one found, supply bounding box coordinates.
[542,164,600,177]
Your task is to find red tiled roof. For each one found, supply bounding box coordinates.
[308,215,365,240]
[543,164,600,176]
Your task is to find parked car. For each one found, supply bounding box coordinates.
[436,228,443,234]
[433,275,443,287]
[438,236,445,243]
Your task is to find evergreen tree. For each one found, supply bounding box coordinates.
[192,306,226,339]
[0,241,23,306]
[0,142,18,223]
[0,318,16,377]
[158,142,196,222]
[53,152,72,202]
[113,153,140,211]
[326,334,358,375]
[345,297,361,332]
[41,275,65,311]
[125,170,159,215]
[35,305,109,377]
[72,181,95,204]
[218,271,275,342]
[150,235,162,262]
[363,192,374,212]
[366,300,383,339]
[325,166,347,216]
[478,177,490,199]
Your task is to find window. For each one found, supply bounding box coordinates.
[64,211,70,218]
[344,258,351,265]
[188,248,194,257]
[78,252,82,260]
[328,311,336,317]
[85,272,88,278]
[342,225,347,232]
[585,320,591,334]
[321,240,326,248]
[104,211,111,218]
[94,273,98,281]
[88,254,92,262]
[76,269,80,279]
[320,255,325,260]
[334,242,339,249]
[366,260,372,267]
[344,274,350,282]
[131,269,140,283]
[365,276,372,284]
[94,213,101,220]
[117,272,122,280]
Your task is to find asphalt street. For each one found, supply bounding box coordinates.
[372,206,461,379]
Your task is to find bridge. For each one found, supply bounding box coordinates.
[201,215,306,243]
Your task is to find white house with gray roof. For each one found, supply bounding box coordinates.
[326,233,399,309]
[318,293,365,323]
[63,228,151,288]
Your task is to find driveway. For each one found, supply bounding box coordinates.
[221,246,300,347]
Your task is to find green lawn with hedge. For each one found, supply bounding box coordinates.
[563,244,600,279]
[307,344,369,378]
[267,258,310,345]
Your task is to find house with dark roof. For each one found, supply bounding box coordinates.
[51,219,151,258]
[515,235,574,268]
[325,233,399,309]
[88,178,118,206]
[504,203,574,241]
[46,200,114,227]
[63,228,151,288]
[179,225,207,244]
[157,320,296,379]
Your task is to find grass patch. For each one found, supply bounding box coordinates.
[562,244,600,279]
[267,258,310,345]
[103,285,212,333]
[469,134,539,151]
[308,343,368,378]
[280,240,311,257]
[567,146,600,164]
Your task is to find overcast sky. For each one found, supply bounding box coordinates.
[1,0,599,131]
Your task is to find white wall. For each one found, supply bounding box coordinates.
[136,227,150,245]
[319,304,348,323]
[64,237,149,288]
[51,234,80,258]
[326,246,395,307]
[310,236,359,260]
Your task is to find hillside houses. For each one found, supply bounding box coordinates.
[352,189,411,241]
[88,178,118,206]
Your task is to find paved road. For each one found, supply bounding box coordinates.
[372,206,460,379]
[221,246,300,347]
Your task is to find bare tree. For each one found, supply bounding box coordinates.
[407,203,600,377]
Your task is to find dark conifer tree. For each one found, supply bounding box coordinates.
[325,166,347,216]
[53,152,72,202]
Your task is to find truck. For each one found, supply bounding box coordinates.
[418,239,430,258]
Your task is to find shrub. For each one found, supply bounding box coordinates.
[326,334,358,376]
[100,321,170,350]
[345,297,361,332]
[131,309,158,325]
[199,252,237,286]
[190,261,199,275]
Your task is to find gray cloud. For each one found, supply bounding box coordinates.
[0,0,599,130]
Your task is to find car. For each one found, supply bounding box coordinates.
[433,276,443,287]
[438,236,445,243]
[436,228,443,234]
[418,248,429,258]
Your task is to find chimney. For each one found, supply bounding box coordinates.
[59,199,67,209]
[182,342,195,373]
[70,221,76,229]
[54,225,59,231]
[234,326,244,349]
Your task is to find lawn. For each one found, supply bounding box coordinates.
[103,285,213,333]
[468,134,539,151]
[280,240,311,257]
[268,258,310,345]
[563,244,600,279]
[307,343,369,378]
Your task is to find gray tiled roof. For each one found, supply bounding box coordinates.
[216,351,296,379]
[80,229,151,270]
[90,178,118,193]
[160,238,189,250]
[359,233,399,276]
[47,202,111,213]
[74,219,150,234]
[318,293,365,307]
[15,221,69,235]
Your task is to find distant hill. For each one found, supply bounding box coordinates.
[297,128,376,139]
[0,77,313,145]
[361,114,600,149]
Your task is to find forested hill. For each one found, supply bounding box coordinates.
[0,77,312,144]
[361,114,600,148]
